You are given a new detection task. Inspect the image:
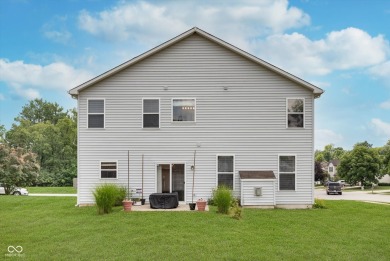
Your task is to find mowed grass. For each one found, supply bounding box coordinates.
[27,186,77,194]
[1,197,390,261]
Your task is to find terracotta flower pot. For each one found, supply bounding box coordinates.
[196,200,207,211]
[123,200,133,212]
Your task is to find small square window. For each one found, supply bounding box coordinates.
[172,99,195,122]
[101,162,117,178]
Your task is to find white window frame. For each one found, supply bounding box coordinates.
[278,154,297,191]
[286,98,305,128]
[216,154,235,190]
[142,98,160,129]
[171,98,196,123]
[87,98,105,129]
[100,160,118,179]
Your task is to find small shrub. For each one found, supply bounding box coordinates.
[213,186,233,214]
[313,198,326,209]
[229,198,243,220]
[115,186,127,206]
[378,183,390,186]
[93,184,121,214]
[207,197,215,206]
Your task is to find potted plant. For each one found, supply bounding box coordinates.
[196,198,207,211]
[122,198,132,212]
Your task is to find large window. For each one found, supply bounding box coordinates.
[143,99,159,128]
[88,99,104,128]
[217,155,234,189]
[279,155,296,190]
[287,98,304,128]
[172,99,195,122]
[100,161,117,179]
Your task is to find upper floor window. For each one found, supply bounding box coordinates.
[279,155,296,190]
[88,99,104,128]
[217,155,234,189]
[172,99,195,122]
[287,98,304,128]
[143,99,159,128]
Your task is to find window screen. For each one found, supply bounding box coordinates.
[287,99,304,128]
[173,99,195,122]
[279,155,296,190]
[101,162,117,178]
[88,100,104,128]
[143,99,159,128]
[217,155,234,189]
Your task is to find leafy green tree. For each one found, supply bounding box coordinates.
[0,144,40,194]
[337,142,382,187]
[380,140,390,174]
[316,144,345,163]
[314,161,325,182]
[6,100,77,186]
[15,98,67,125]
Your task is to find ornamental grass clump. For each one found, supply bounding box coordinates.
[213,185,233,214]
[93,184,121,214]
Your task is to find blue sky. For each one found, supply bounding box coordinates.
[0,0,389,150]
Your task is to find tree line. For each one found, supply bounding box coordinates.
[315,141,390,186]
[0,99,77,193]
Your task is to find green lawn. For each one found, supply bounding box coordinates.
[27,186,77,194]
[1,197,389,261]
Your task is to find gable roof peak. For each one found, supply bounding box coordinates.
[69,27,324,98]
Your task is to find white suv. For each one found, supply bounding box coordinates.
[0,184,29,196]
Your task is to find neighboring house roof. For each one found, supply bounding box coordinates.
[330,160,340,166]
[239,171,276,179]
[68,27,324,98]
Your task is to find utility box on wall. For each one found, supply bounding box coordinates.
[254,187,262,196]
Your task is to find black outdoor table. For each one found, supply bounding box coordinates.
[149,192,179,209]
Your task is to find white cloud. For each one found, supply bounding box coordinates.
[43,30,72,44]
[78,0,310,48]
[371,118,390,136]
[42,15,72,44]
[369,61,390,84]
[380,100,390,109]
[253,27,389,77]
[0,59,92,99]
[315,129,343,150]
[0,93,5,100]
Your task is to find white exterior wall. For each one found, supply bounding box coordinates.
[76,34,315,206]
[240,180,276,206]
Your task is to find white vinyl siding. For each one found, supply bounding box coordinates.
[76,34,315,206]
[172,98,196,122]
[143,98,160,128]
[217,155,235,189]
[287,98,304,128]
[88,99,104,128]
[100,161,118,179]
[278,155,296,191]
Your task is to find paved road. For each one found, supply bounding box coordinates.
[29,193,77,197]
[315,188,390,203]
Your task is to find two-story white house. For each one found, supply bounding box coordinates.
[69,27,323,208]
